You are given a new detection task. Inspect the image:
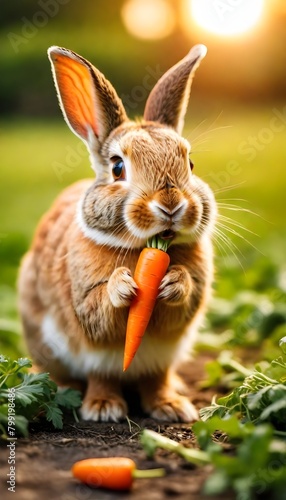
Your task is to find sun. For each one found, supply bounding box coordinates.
[190,0,265,37]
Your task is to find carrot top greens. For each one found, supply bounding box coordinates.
[146,235,172,252]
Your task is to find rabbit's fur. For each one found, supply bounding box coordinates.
[18,44,216,422]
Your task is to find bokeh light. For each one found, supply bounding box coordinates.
[121,0,175,40]
[186,0,265,37]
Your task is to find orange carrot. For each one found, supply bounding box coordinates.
[123,235,171,371]
[71,457,165,490]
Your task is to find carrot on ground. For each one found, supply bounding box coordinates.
[71,457,165,490]
[123,235,171,371]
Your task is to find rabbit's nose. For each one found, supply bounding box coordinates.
[166,181,175,189]
[149,199,187,219]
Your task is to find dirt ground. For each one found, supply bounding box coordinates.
[0,354,234,500]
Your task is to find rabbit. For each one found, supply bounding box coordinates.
[18,44,216,423]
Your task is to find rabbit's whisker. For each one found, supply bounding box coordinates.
[218,214,259,237]
[213,226,245,272]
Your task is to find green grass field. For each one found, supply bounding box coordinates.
[1,108,285,356]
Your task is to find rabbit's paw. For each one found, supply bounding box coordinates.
[107,267,137,307]
[80,396,127,422]
[149,396,198,423]
[158,265,193,305]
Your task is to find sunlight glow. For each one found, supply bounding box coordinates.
[189,0,265,37]
[121,0,175,40]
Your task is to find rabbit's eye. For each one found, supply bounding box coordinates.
[111,157,126,181]
[189,157,194,171]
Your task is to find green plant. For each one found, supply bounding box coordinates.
[200,338,286,432]
[193,417,286,499]
[0,355,82,438]
[141,338,286,498]
[141,417,286,499]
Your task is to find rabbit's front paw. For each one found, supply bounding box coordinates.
[150,396,198,423]
[107,267,137,307]
[158,265,193,306]
[139,372,198,422]
[80,396,127,422]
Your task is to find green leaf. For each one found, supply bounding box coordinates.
[216,388,242,414]
[14,374,46,406]
[194,415,253,442]
[17,358,32,369]
[200,360,224,388]
[247,385,274,411]
[199,404,228,421]
[0,356,32,389]
[45,403,63,429]
[279,336,286,355]
[237,425,272,467]
[203,470,229,495]
[232,477,253,500]
[259,399,286,421]
[54,387,82,409]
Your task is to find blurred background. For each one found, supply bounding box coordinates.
[1,0,286,357]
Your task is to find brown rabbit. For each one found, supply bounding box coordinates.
[18,44,216,422]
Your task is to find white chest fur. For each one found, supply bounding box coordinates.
[41,314,194,379]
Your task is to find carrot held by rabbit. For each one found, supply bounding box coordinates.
[123,235,171,371]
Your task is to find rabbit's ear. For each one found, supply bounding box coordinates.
[144,45,207,134]
[48,46,128,144]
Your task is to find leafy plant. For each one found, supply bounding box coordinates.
[197,259,286,355]
[0,355,82,439]
[141,417,286,500]
[199,338,286,432]
[193,417,286,499]
[199,350,252,390]
[141,337,286,499]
